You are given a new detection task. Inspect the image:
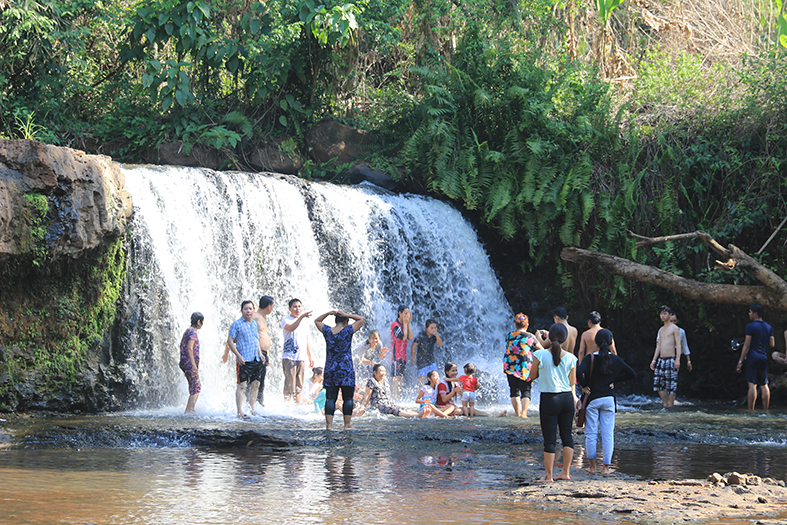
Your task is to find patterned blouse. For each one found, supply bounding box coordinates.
[504,330,536,381]
[322,324,356,388]
[179,327,200,371]
[366,376,395,409]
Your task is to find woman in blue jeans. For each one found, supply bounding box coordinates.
[530,323,577,483]
[577,329,637,474]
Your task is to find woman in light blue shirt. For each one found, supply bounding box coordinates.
[530,323,578,483]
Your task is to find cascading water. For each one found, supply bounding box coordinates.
[121,165,512,414]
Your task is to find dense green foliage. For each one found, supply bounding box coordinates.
[1,0,786,401]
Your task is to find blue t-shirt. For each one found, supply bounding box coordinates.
[533,349,577,393]
[745,319,773,359]
[229,318,259,362]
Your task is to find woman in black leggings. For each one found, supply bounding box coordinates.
[315,310,365,431]
[529,323,578,482]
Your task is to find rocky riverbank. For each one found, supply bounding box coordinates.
[507,471,787,524]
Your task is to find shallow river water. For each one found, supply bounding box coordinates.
[2,400,787,524]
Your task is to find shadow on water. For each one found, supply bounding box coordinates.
[1,403,787,524]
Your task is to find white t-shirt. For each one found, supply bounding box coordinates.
[281,315,309,361]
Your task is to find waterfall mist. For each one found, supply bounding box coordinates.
[121,165,512,413]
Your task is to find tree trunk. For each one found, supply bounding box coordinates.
[561,234,787,312]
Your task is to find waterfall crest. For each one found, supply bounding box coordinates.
[122,165,512,412]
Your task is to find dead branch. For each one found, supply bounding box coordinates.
[562,229,787,312]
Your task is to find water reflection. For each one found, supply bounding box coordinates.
[3,408,787,524]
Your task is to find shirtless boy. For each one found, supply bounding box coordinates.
[536,307,578,355]
[650,305,681,408]
[577,311,617,363]
[252,296,274,407]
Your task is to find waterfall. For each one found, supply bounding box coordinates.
[121,165,512,414]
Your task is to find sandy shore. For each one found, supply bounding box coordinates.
[506,472,787,524]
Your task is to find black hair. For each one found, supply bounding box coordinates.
[463,363,476,375]
[241,300,254,310]
[366,329,380,345]
[444,361,457,374]
[372,363,385,375]
[750,303,764,317]
[190,312,204,327]
[335,313,349,325]
[659,305,674,315]
[425,370,438,385]
[587,311,602,324]
[288,298,301,308]
[425,318,437,329]
[548,323,567,366]
[311,366,324,380]
[594,328,614,375]
[259,295,274,309]
[553,306,568,320]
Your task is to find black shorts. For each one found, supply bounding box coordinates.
[745,355,768,386]
[237,360,263,384]
[506,374,531,399]
[392,358,407,377]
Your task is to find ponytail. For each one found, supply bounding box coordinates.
[595,329,613,375]
[548,323,568,366]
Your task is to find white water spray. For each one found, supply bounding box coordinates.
[121,166,512,414]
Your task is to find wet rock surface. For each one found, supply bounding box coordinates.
[507,474,787,524]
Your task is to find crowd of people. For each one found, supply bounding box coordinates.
[178,298,781,479]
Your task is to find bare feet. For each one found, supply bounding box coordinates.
[519,413,528,418]
[498,410,507,417]
[555,474,571,481]
[343,426,354,431]
[585,467,597,474]
[602,466,616,474]
[535,476,554,483]
[237,413,250,420]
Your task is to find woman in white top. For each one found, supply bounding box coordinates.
[529,323,578,483]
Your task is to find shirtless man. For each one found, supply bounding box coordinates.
[577,311,617,363]
[536,306,578,355]
[252,296,274,408]
[650,305,681,408]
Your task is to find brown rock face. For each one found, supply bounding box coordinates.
[248,141,304,174]
[306,120,375,164]
[0,139,132,261]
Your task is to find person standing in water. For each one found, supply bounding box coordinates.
[577,329,636,474]
[315,309,365,431]
[179,312,204,415]
[577,311,617,363]
[411,319,443,386]
[536,306,578,355]
[668,311,692,372]
[226,300,262,419]
[390,305,414,401]
[504,313,540,418]
[530,323,578,483]
[737,303,775,410]
[252,296,274,407]
[650,305,681,408]
[282,298,314,404]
